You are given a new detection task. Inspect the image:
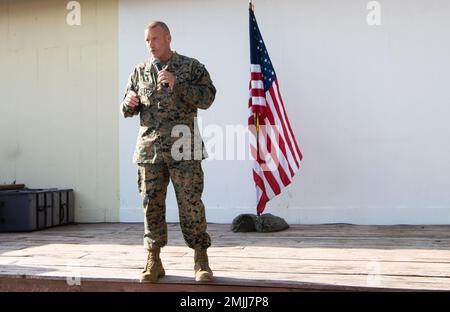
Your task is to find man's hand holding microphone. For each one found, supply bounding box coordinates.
[153,58,176,90]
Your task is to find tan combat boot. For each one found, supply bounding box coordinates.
[194,249,213,282]
[139,246,165,283]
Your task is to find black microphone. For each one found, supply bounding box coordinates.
[152,58,169,88]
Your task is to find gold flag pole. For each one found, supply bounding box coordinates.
[250,1,259,134]
[250,0,260,216]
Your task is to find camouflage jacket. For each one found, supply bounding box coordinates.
[121,52,216,164]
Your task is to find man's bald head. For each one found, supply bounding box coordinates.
[145,21,171,35]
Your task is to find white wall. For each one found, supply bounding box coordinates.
[1,0,119,222]
[119,0,450,225]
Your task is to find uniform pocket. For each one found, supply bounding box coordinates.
[137,166,143,195]
[138,81,155,106]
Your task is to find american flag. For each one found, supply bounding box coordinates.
[248,6,303,214]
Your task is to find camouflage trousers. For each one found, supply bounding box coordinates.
[137,160,211,250]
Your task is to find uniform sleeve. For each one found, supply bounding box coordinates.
[121,67,141,118]
[172,60,216,110]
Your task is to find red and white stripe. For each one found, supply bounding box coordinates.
[248,64,303,214]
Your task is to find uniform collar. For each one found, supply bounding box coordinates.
[147,51,179,73]
[164,51,179,71]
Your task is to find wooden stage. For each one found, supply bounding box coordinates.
[1,223,450,291]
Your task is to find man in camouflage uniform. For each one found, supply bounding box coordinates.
[121,21,216,283]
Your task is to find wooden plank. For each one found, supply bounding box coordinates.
[4,223,450,238]
[0,276,377,292]
[3,255,450,279]
[1,246,440,263]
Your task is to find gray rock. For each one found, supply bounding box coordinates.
[255,213,290,233]
[231,213,290,233]
[231,214,257,232]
